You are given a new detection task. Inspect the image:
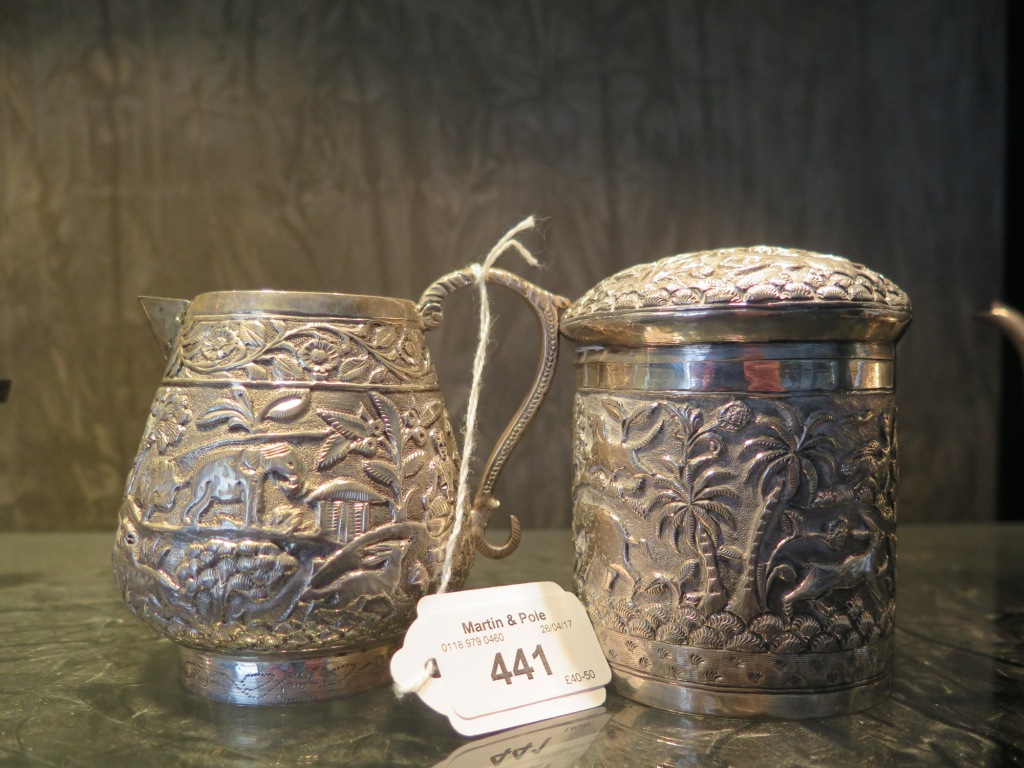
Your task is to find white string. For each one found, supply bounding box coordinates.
[393,658,438,700]
[438,216,540,596]
[393,216,540,700]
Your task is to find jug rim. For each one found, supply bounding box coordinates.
[188,290,422,325]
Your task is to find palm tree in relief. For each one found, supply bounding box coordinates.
[651,464,738,615]
[644,404,740,616]
[728,403,838,623]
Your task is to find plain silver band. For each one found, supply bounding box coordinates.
[560,304,911,346]
[575,341,895,394]
[188,291,422,324]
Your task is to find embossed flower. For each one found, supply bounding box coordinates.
[403,409,428,446]
[370,417,388,439]
[717,401,753,432]
[298,339,341,376]
[146,388,192,453]
[199,327,245,363]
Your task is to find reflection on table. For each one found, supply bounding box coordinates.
[0,526,1021,766]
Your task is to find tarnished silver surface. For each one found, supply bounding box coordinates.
[563,246,910,719]
[113,270,567,704]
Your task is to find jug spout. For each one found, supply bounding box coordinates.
[981,301,1024,366]
[140,296,191,360]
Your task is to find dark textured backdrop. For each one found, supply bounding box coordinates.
[0,1,1006,530]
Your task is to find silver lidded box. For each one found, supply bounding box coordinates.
[561,246,911,718]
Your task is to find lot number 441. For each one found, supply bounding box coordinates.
[491,644,553,685]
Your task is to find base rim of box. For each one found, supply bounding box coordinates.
[610,666,893,719]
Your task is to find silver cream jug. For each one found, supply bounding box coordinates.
[113,269,568,704]
[560,246,911,718]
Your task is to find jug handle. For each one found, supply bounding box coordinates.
[418,267,570,559]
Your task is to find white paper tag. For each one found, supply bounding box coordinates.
[432,708,610,768]
[391,582,611,736]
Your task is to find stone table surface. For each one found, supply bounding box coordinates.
[0,525,1022,767]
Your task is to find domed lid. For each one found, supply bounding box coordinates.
[561,245,911,346]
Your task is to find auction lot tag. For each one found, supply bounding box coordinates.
[391,582,611,736]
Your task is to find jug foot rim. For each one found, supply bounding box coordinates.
[178,641,399,705]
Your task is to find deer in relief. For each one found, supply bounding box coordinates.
[303,539,412,611]
[778,512,891,619]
